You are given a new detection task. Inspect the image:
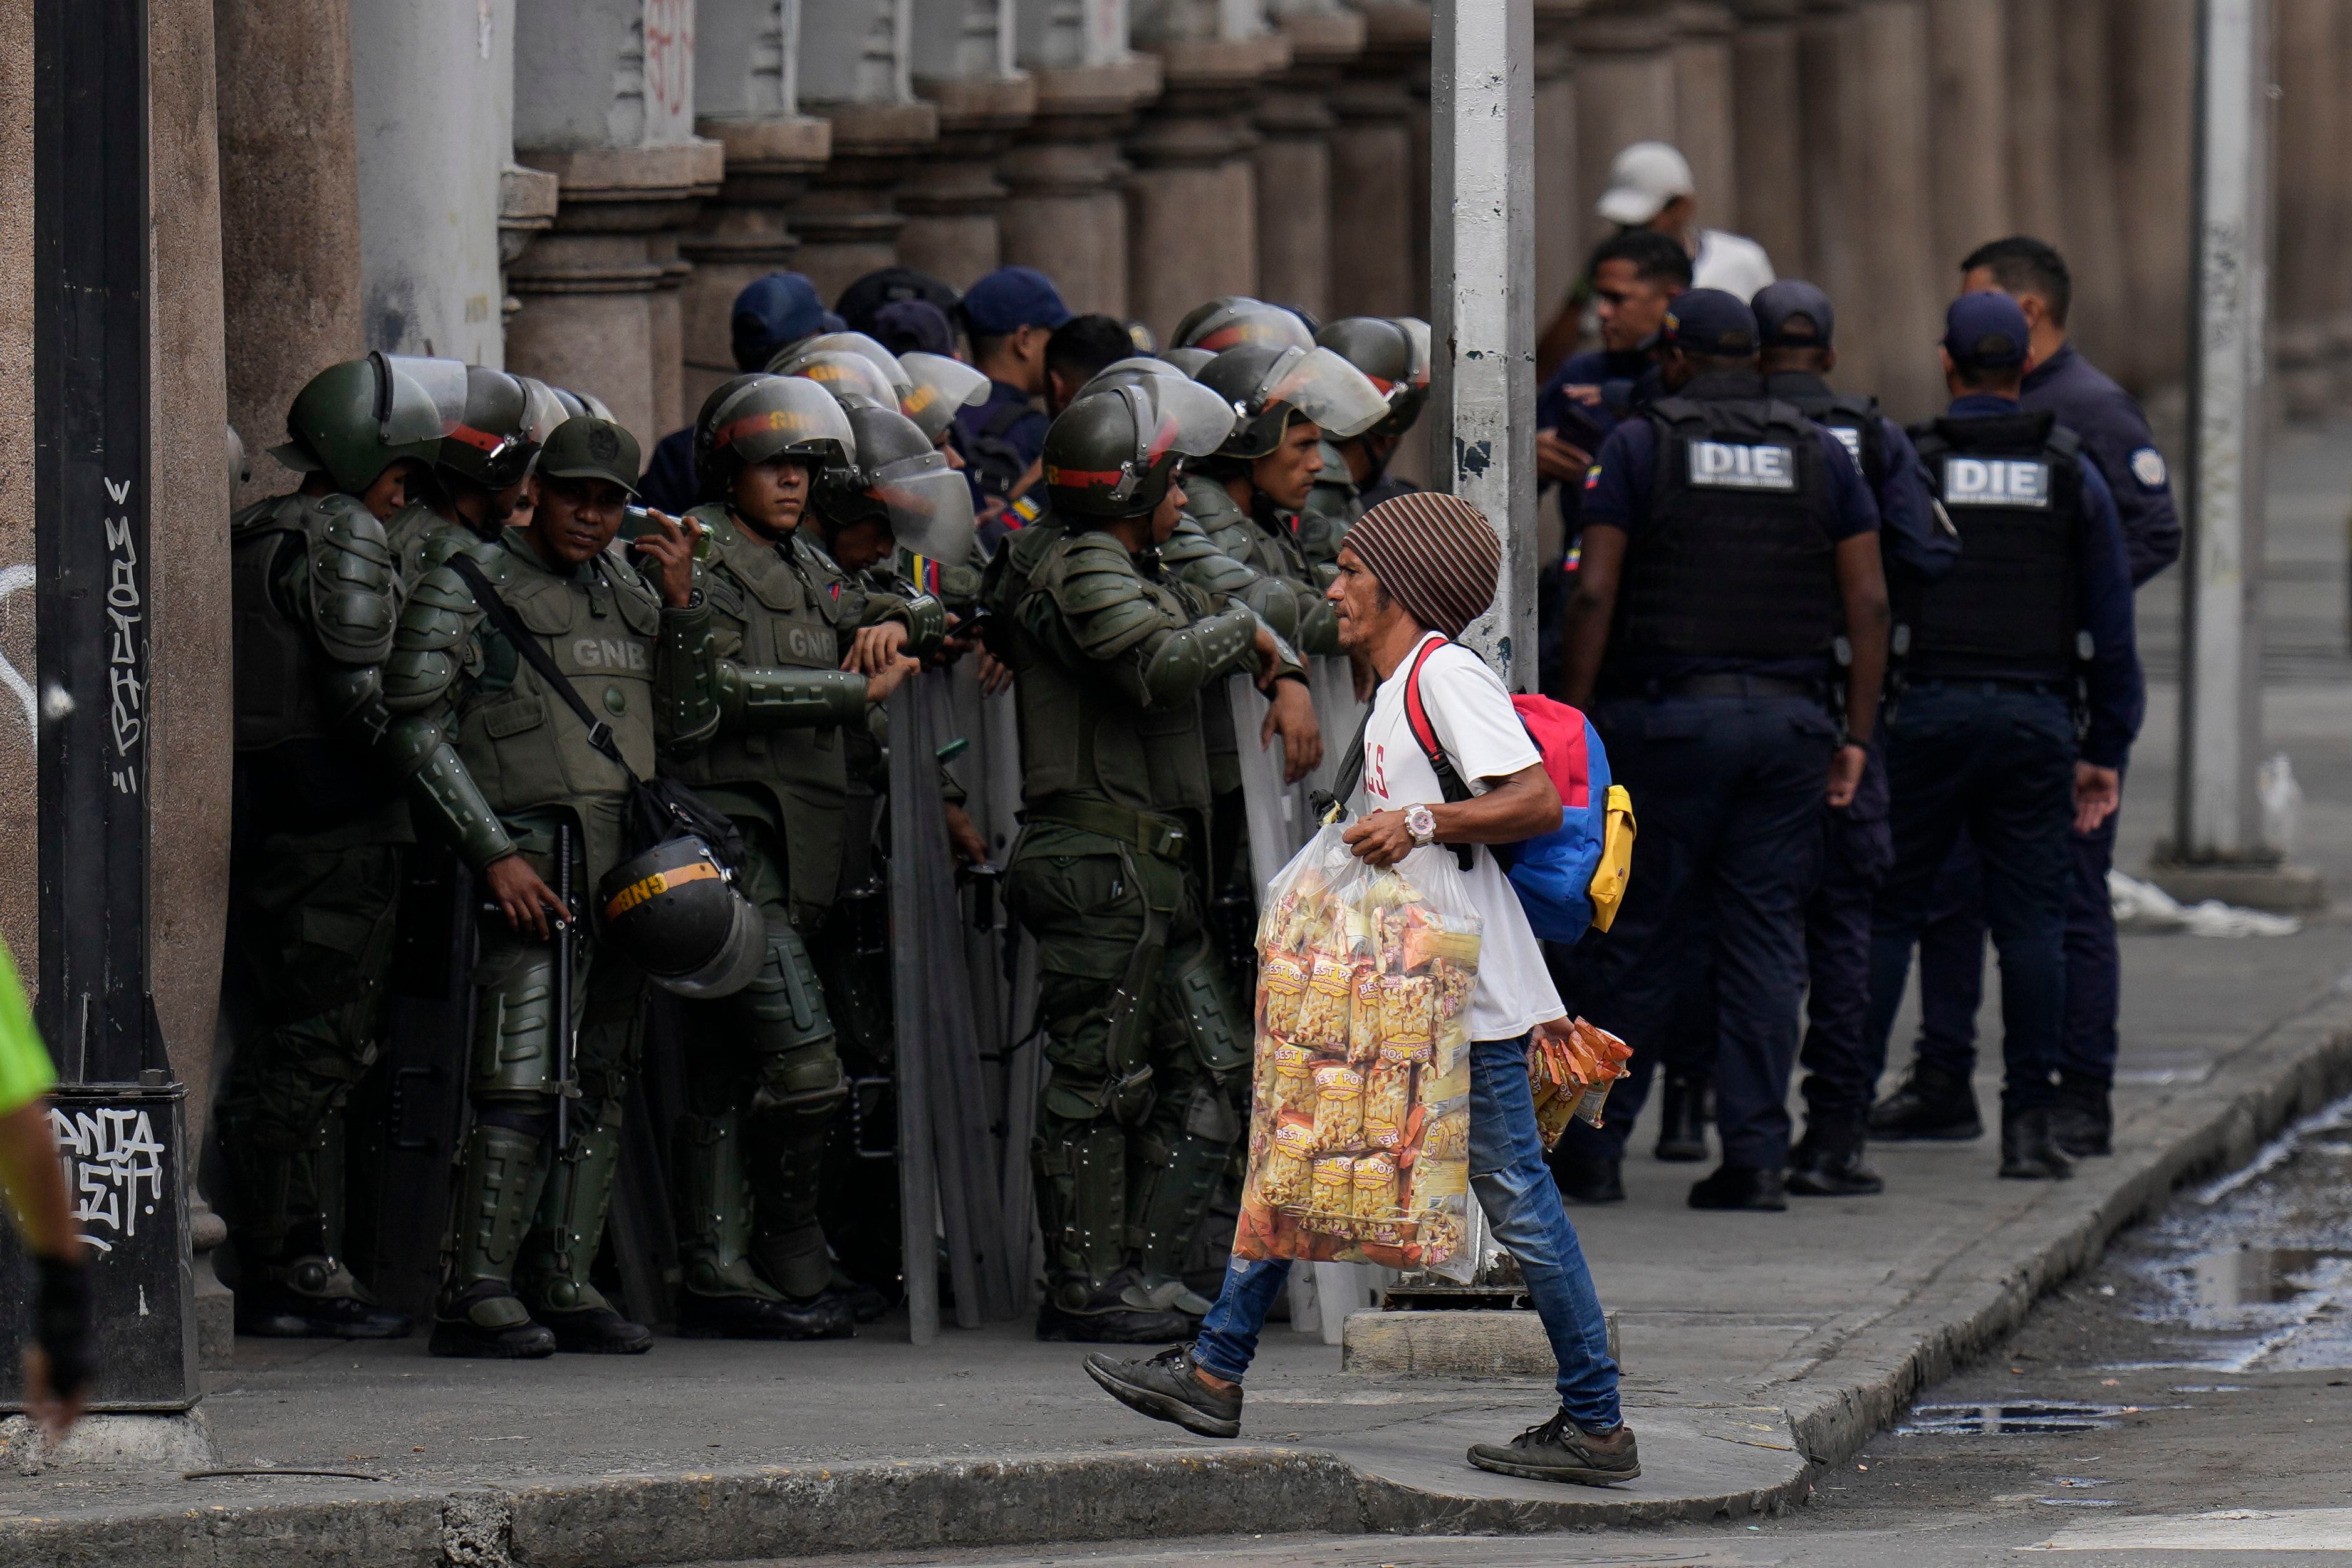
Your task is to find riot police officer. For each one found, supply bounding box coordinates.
[1298,316,1431,564]
[220,354,445,1338]
[663,378,937,1337]
[642,273,832,513]
[988,376,1321,1341]
[1556,289,1890,1212]
[384,366,548,581]
[1170,297,1314,355]
[1861,291,2141,1182]
[382,417,717,1356]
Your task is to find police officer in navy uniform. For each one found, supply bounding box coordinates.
[1863,291,2141,1182]
[1875,239,2175,1159]
[954,266,1073,506]
[1556,288,1890,1212]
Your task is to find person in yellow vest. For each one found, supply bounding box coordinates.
[0,941,93,1439]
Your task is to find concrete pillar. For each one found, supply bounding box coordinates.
[2110,0,2193,392]
[1669,2,1737,234]
[1326,5,1424,320]
[2052,0,2131,385]
[1001,7,1159,319]
[1729,0,1806,280]
[2331,11,2352,396]
[2001,0,2063,245]
[1125,6,1290,345]
[1849,1,1938,420]
[2274,0,2338,413]
[793,1,942,306]
[1571,1,1676,260]
[1925,0,2007,279]
[213,0,365,506]
[1798,0,1872,392]
[1253,3,1365,321]
[0,1,29,963]
[904,1,1038,289]
[1531,2,1586,321]
[350,0,513,364]
[150,0,236,1355]
[507,0,725,447]
[686,1,833,415]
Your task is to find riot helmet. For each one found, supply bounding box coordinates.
[1193,343,1390,459]
[791,331,915,402]
[436,366,539,493]
[814,405,978,568]
[270,351,449,496]
[688,372,771,502]
[897,351,990,444]
[1042,375,1236,520]
[773,346,902,413]
[706,375,857,484]
[1314,315,1432,439]
[597,836,764,1000]
[511,375,571,447]
[1160,346,1215,377]
[1170,296,1315,355]
[1081,356,1190,396]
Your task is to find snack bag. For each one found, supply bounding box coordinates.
[1269,1041,1318,1119]
[1347,962,1383,1063]
[1295,938,1356,1054]
[1363,1060,1412,1149]
[1311,1062,1365,1151]
[1308,1155,1356,1235]
[1254,1111,1318,1207]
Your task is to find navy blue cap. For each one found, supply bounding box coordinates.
[872,297,957,357]
[732,273,826,371]
[962,266,1072,336]
[1942,290,2030,369]
[1752,279,1836,348]
[1660,288,1759,356]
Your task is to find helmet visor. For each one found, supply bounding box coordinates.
[513,376,572,447]
[1131,376,1238,467]
[383,355,469,439]
[866,451,978,567]
[1256,345,1390,440]
[1395,317,1434,391]
[798,332,913,397]
[1185,304,1314,354]
[781,350,901,413]
[713,378,858,467]
[897,351,989,442]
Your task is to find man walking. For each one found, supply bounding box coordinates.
[1085,495,1635,1488]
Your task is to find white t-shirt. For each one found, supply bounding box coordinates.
[1358,633,1564,1043]
[1693,228,1776,303]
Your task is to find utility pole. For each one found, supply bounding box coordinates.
[1432,0,1538,690]
[2165,0,2319,910]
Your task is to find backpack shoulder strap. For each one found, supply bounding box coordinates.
[445,553,632,772]
[1402,638,1476,870]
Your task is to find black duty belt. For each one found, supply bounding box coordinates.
[1630,673,1824,701]
[1025,797,1192,862]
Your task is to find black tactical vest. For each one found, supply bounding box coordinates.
[231,495,333,753]
[1766,373,1885,492]
[1907,410,2083,681]
[1613,376,1838,662]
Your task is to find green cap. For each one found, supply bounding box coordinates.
[536,416,642,495]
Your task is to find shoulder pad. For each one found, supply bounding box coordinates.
[403,563,486,619]
[312,493,398,566]
[230,492,307,536]
[1041,532,1171,660]
[308,496,400,663]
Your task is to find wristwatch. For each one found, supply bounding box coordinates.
[1405,804,1438,847]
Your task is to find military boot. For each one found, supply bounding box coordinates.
[2050,1072,2114,1158]
[745,1094,860,1334]
[1130,1091,1239,1318]
[1868,1061,1984,1142]
[238,1250,413,1339]
[1653,1073,1710,1163]
[517,1123,652,1354]
[1786,1117,1885,1197]
[430,1121,556,1358]
[675,1112,852,1340]
[1038,1268,1194,1344]
[1999,1106,2074,1181]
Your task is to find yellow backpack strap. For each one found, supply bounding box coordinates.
[1587,784,1637,932]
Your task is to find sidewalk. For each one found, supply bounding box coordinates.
[4,428,2348,1567]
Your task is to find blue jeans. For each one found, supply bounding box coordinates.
[1191,1034,1623,1433]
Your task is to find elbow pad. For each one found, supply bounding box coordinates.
[1241,576,1299,641]
[318,663,393,752]
[656,600,721,748]
[1296,596,1341,658]
[899,593,949,660]
[1142,604,1257,708]
[396,725,516,868]
[717,663,870,732]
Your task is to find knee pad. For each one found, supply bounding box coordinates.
[1157,938,1252,1080]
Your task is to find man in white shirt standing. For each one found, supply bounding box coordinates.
[1084,494,1636,1488]
[1600,141,1775,303]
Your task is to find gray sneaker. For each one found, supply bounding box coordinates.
[1467,1411,1641,1485]
[1083,1345,1243,1438]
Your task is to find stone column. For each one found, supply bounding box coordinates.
[1849,0,1938,420]
[1924,0,2006,279]
[213,0,365,506]
[1125,6,1290,345]
[999,67,1160,318]
[151,0,237,1362]
[1326,4,1428,321]
[2275,0,2339,414]
[507,0,724,448]
[1670,1,1737,234]
[2001,0,2063,246]
[1531,2,1586,326]
[791,2,942,307]
[1798,0,1872,392]
[350,0,514,364]
[2051,0,2131,385]
[1571,1,1677,260]
[2111,0,2193,393]
[905,1,1038,289]
[1730,0,1806,280]
[2331,12,2352,398]
[686,2,832,415]
[1252,2,1365,321]
[0,0,31,962]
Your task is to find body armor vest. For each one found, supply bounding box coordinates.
[1767,375,1886,492]
[232,494,335,753]
[1908,410,2083,681]
[1014,541,1219,818]
[1611,378,1838,663]
[448,537,662,823]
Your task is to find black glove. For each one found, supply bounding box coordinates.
[33,1253,93,1403]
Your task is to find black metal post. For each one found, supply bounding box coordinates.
[33,0,158,1084]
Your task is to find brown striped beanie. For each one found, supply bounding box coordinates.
[1341,492,1502,639]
